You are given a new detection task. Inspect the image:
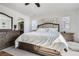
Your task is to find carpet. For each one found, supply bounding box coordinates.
[0,51,13,56]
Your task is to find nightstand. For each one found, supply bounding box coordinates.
[61,32,74,41]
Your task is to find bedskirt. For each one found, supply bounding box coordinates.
[18,42,61,56]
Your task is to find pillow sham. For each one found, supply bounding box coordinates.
[47,28,58,32]
[37,28,58,33]
[36,28,47,32]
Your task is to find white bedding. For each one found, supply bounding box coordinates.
[15,31,68,53]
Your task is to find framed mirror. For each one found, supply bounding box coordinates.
[0,12,13,30]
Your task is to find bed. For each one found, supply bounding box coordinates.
[15,23,68,56]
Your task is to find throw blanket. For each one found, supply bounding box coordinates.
[15,32,68,53]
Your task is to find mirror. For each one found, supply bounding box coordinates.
[0,12,13,30]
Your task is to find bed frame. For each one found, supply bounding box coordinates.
[18,23,61,56]
[18,42,61,56]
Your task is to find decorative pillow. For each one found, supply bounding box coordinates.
[37,28,58,33]
[48,28,58,32]
[37,28,47,32]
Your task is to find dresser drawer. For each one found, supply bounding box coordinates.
[0,32,6,38]
[0,30,20,50]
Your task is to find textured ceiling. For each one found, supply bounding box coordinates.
[1,3,79,17]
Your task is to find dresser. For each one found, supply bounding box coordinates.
[61,32,74,42]
[0,30,20,50]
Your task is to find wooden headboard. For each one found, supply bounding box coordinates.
[37,23,60,32]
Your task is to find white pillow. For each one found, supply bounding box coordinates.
[37,28,58,32]
[37,28,47,32]
[47,28,58,32]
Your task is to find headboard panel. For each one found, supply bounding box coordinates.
[37,23,60,32]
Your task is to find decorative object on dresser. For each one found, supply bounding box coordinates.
[0,30,20,50]
[61,32,74,42]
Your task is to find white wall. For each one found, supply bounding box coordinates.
[24,16,31,33]
[0,4,31,32]
[74,10,79,42]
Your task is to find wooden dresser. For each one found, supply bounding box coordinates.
[61,32,74,42]
[0,30,20,50]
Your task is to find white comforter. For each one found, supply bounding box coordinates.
[15,32,68,53]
